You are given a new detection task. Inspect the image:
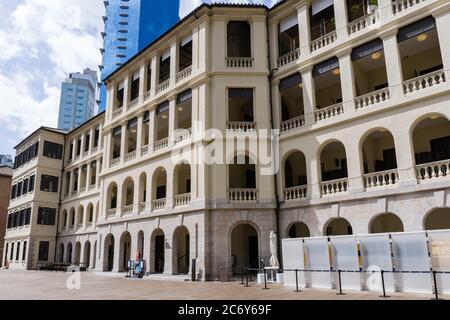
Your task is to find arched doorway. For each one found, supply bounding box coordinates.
[325,218,353,236]
[59,243,65,263]
[137,231,144,259]
[66,243,73,264]
[151,229,165,273]
[288,222,310,238]
[104,234,115,272]
[83,241,91,268]
[230,223,259,275]
[74,242,81,265]
[361,129,398,187]
[424,208,450,230]
[92,241,97,269]
[370,213,404,233]
[172,226,190,275]
[284,151,307,200]
[119,232,132,272]
[320,141,348,194]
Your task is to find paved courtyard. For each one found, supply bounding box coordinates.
[0,269,447,300]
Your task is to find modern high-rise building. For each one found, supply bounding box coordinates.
[57,69,98,132]
[0,155,13,168]
[98,0,180,110]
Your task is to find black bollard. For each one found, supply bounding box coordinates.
[244,270,250,287]
[336,270,345,295]
[379,270,390,298]
[293,269,301,293]
[431,271,442,301]
[262,268,269,290]
[241,271,244,285]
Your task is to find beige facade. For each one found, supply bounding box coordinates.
[3,0,450,280]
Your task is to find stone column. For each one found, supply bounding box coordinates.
[138,61,147,105]
[345,139,365,194]
[393,127,418,187]
[123,74,130,108]
[86,162,92,189]
[168,96,176,147]
[150,54,158,98]
[300,66,316,126]
[306,151,322,199]
[136,115,143,159]
[88,128,94,155]
[149,110,156,152]
[272,80,281,130]
[378,0,394,23]
[169,39,178,87]
[120,124,127,164]
[68,170,74,198]
[434,10,450,81]
[297,3,311,58]
[381,30,404,101]
[269,20,278,69]
[337,49,356,115]
[334,0,349,41]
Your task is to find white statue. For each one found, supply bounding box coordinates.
[269,231,279,268]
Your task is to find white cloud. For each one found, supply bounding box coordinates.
[0,0,104,155]
[179,0,281,18]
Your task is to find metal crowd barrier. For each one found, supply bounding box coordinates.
[240,267,450,300]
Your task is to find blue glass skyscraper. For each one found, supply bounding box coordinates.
[99,0,180,110]
[57,69,98,132]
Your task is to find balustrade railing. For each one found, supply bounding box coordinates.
[139,202,148,213]
[310,31,337,52]
[347,11,378,36]
[125,150,136,162]
[284,186,308,200]
[227,122,256,132]
[127,97,139,110]
[321,178,349,195]
[176,66,192,82]
[228,188,258,202]
[152,198,166,211]
[392,0,428,15]
[155,79,170,94]
[122,204,133,215]
[403,70,446,95]
[277,48,300,67]
[315,103,344,122]
[141,145,149,156]
[110,158,120,168]
[416,159,450,181]
[112,108,123,119]
[174,193,191,207]
[355,88,390,110]
[154,138,169,151]
[281,116,305,133]
[107,208,117,217]
[363,169,399,188]
[174,128,192,144]
[226,57,254,68]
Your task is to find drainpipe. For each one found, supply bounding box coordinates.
[265,10,283,268]
[54,135,66,264]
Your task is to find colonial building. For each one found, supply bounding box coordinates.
[3,0,450,280]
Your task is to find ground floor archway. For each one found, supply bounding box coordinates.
[424,208,450,230]
[119,232,132,272]
[325,218,353,236]
[230,223,259,275]
[173,226,190,275]
[104,234,115,272]
[83,241,91,268]
[370,213,404,234]
[288,222,310,238]
[151,229,165,273]
[66,243,73,264]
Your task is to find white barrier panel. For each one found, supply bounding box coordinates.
[427,230,450,294]
[391,232,432,294]
[304,237,332,289]
[330,236,361,290]
[282,239,306,288]
[358,233,395,292]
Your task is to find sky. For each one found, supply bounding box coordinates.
[0,0,279,156]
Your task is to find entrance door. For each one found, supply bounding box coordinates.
[108,244,114,271]
[248,236,258,271]
[155,235,165,273]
